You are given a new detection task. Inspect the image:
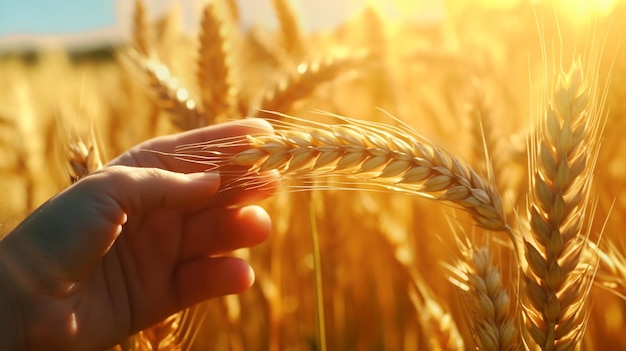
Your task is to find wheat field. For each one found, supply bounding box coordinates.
[2,0,626,350]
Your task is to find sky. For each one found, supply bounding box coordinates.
[0,0,117,35]
[0,0,361,50]
[0,0,445,51]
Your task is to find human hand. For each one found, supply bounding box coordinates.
[0,119,277,351]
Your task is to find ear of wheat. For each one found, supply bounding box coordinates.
[446,242,520,351]
[173,114,508,233]
[587,240,626,300]
[112,308,205,351]
[127,51,203,130]
[252,52,370,119]
[67,139,103,183]
[270,0,304,56]
[133,312,184,351]
[132,0,151,57]
[408,276,465,351]
[197,1,237,125]
[521,58,603,350]
[7,0,626,350]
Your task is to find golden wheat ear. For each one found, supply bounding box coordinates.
[132,0,151,57]
[587,240,626,300]
[126,50,203,130]
[521,58,603,350]
[445,238,520,351]
[173,114,509,233]
[67,139,103,183]
[252,51,371,119]
[116,307,205,351]
[133,312,184,351]
[270,0,305,57]
[408,275,465,351]
[60,112,104,183]
[196,1,238,125]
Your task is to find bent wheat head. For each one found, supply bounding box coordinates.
[174,115,508,232]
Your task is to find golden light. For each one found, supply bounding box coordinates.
[538,0,618,20]
[365,0,445,22]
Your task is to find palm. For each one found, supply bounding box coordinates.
[0,120,275,350]
[76,204,230,349]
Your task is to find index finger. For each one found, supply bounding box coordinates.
[108,118,274,173]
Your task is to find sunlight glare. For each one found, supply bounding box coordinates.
[537,0,618,20]
[365,0,445,23]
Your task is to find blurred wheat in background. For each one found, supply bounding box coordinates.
[2,0,626,350]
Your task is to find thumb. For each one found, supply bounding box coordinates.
[8,166,221,288]
[87,165,221,217]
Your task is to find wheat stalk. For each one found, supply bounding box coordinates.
[197,1,237,125]
[173,114,508,233]
[521,58,602,350]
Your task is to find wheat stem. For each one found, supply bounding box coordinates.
[308,191,327,351]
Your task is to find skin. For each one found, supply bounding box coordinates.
[0,119,278,351]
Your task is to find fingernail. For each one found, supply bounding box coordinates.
[243,117,274,132]
[186,171,220,182]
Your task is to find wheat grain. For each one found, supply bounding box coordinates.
[521,58,602,350]
[174,114,508,232]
